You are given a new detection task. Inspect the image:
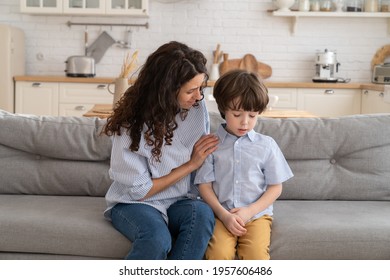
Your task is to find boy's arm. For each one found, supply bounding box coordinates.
[231,184,283,223]
[198,183,230,220]
[199,183,247,236]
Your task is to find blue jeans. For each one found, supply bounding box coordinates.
[111,199,215,260]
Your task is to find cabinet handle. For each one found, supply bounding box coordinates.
[324,89,334,95]
[97,84,107,89]
[75,106,86,111]
[363,90,369,95]
[379,92,384,97]
[32,82,42,87]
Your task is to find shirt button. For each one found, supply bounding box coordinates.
[235,180,239,184]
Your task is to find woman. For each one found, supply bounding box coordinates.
[103,41,219,260]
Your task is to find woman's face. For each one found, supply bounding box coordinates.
[177,73,206,110]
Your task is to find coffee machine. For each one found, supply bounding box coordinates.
[313,49,340,83]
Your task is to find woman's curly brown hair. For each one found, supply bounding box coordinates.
[102,41,208,162]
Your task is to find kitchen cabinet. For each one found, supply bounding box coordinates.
[297,88,361,117]
[205,86,361,116]
[361,90,390,113]
[15,80,113,117]
[15,81,59,116]
[63,0,105,14]
[20,0,148,16]
[105,0,149,16]
[20,0,62,13]
[267,88,298,109]
[59,82,112,117]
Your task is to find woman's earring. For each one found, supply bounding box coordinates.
[180,109,189,121]
[197,93,205,102]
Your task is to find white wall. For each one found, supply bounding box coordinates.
[0,0,388,82]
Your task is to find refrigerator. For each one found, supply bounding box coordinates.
[0,24,25,113]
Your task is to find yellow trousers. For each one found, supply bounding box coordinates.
[205,215,273,260]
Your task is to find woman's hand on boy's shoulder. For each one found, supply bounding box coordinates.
[189,134,219,169]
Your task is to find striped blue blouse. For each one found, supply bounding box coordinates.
[104,100,210,223]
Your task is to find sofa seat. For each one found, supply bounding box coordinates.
[2,110,390,260]
[271,200,390,260]
[0,195,130,259]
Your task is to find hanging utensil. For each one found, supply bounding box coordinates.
[86,31,116,63]
[84,26,88,56]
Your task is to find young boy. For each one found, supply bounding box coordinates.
[195,69,293,260]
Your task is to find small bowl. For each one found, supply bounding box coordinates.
[273,0,295,11]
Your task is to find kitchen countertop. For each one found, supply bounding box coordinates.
[13,76,386,91]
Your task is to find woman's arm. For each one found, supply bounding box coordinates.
[142,134,219,199]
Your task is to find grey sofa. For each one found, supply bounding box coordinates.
[1,109,390,260]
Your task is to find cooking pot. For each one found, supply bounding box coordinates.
[65,56,95,77]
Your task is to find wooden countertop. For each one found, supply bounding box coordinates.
[13,75,386,91]
[14,75,119,84]
[83,104,318,119]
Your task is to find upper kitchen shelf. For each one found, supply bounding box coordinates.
[272,11,390,34]
[20,0,149,17]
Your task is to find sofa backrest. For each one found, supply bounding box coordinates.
[209,112,390,201]
[2,110,390,201]
[0,110,112,197]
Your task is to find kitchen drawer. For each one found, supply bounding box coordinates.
[297,88,361,117]
[59,82,113,103]
[361,90,390,114]
[59,103,96,117]
[267,88,297,109]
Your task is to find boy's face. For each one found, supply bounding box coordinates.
[224,108,259,137]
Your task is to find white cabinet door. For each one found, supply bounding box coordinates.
[297,88,361,117]
[20,0,62,13]
[63,0,105,14]
[267,88,298,110]
[106,0,148,16]
[21,0,148,15]
[59,82,113,116]
[15,81,59,116]
[361,90,390,114]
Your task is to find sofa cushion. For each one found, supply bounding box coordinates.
[209,112,390,201]
[270,200,390,259]
[0,145,111,196]
[0,195,130,259]
[0,110,112,196]
[0,110,111,160]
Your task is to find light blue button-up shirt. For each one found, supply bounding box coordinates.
[195,123,293,220]
[104,100,209,223]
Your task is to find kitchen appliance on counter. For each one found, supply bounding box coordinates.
[372,63,390,84]
[313,49,341,83]
[0,24,25,113]
[65,55,95,77]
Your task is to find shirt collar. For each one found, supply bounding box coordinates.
[216,123,256,143]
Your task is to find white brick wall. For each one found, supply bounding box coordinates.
[1,0,388,82]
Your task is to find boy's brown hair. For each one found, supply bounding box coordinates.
[213,69,269,119]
